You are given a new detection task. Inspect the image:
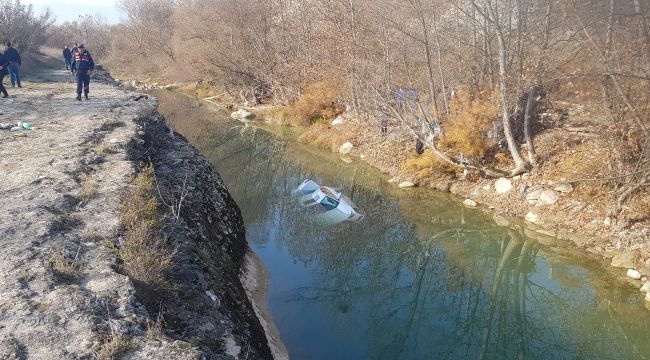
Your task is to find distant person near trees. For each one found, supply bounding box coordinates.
[70,43,79,74]
[63,46,72,70]
[4,41,21,88]
[70,43,94,101]
[0,50,9,98]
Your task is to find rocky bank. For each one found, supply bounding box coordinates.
[0,58,274,358]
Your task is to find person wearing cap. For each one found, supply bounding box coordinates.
[70,43,95,101]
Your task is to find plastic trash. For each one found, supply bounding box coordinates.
[22,123,32,130]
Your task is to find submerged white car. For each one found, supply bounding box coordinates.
[297,179,364,223]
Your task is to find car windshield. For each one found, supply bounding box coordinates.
[320,196,339,211]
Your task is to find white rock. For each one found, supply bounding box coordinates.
[611,252,636,268]
[206,290,220,306]
[482,184,491,191]
[138,131,145,136]
[493,214,509,227]
[339,142,354,154]
[640,282,650,293]
[495,178,513,194]
[554,183,574,194]
[399,181,416,189]
[525,209,543,224]
[109,138,119,143]
[627,269,642,280]
[463,199,478,207]
[527,188,543,200]
[604,217,612,226]
[646,292,650,302]
[230,109,256,120]
[539,190,560,205]
[331,116,344,126]
[387,177,399,184]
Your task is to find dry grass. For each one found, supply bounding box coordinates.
[97,332,133,360]
[285,81,343,126]
[95,143,116,156]
[401,150,457,180]
[298,123,362,152]
[439,86,499,160]
[49,249,81,280]
[146,310,165,341]
[120,165,176,288]
[78,176,99,201]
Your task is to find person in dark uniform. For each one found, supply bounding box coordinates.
[4,41,21,88]
[0,51,9,98]
[63,46,72,70]
[70,43,94,101]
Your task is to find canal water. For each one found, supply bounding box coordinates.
[155,91,650,360]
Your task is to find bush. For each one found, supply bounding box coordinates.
[401,151,456,179]
[285,81,344,126]
[439,86,500,160]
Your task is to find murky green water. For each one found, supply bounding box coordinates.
[156,91,650,360]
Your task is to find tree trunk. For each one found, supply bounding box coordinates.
[485,0,528,175]
[523,87,538,167]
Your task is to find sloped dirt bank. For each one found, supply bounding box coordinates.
[0,56,275,358]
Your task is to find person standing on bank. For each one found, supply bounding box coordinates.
[0,50,10,98]
[70,44,94,101]
[63,46,72,70]
[4,41,21,88]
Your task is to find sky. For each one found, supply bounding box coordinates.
[24,0,122,24]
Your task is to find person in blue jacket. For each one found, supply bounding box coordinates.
[70,44,95,101]
[0,51,9,98]
[4,41,21,88]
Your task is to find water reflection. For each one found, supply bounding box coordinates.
[155,90,650,360]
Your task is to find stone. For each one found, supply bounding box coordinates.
[483,184,491,191]
[519,184,529,193]
[230,109,255,120]
[627,269,642,280]
[138,131,146,136]
[493,214,509,227]
[463,199,478,207]
[640,282,650,293]
[387,177,399,184]
[538,190,560,205]
[604,217,612,226]
[646,292,650,303]
[611,252,636,269]
[10,126,21,132]
[525,209,543,224]
[339,142,354,154]
[399,181,416,189]
[527,188,543,201]
[495,178,513,194]
[331,116,344,126]
[554,183,574,194]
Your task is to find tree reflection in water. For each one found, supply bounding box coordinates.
[157,90,650,360]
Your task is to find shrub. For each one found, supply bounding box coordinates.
[285,81,344,126]
[401,151,456,179]
[439,86,500,160]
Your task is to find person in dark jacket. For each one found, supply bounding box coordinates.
[0,51,9,98]
[63,46,72,70]
[70,43,94,101]
[4,41,21,88]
